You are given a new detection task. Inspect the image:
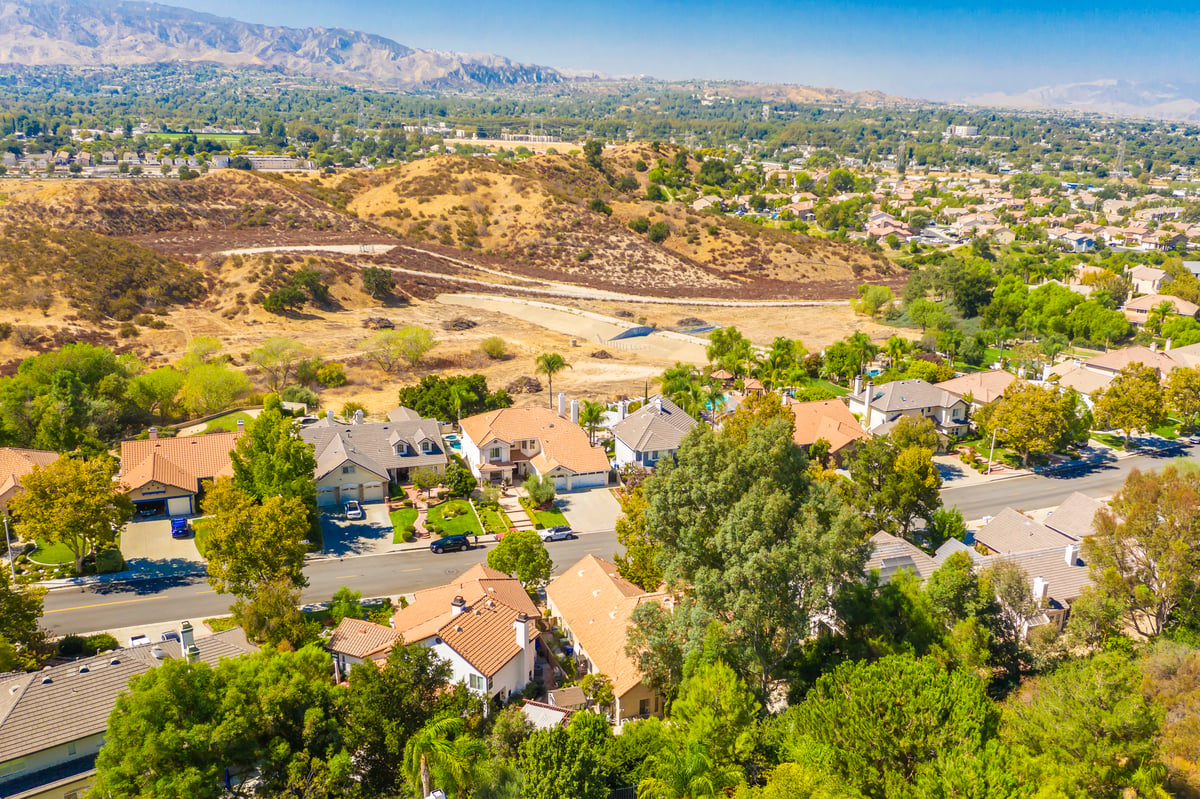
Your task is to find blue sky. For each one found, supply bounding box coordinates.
[181,0,1198,100]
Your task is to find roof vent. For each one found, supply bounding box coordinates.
[110,658,120,665]
[78,665,90,674]
[151,646,165,660]
[454,625,463,633]
[41,676,52,684]
[9,685,20,695]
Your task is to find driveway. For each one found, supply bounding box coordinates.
[319,502,395,556]
[120,519,204,575]
[555,488,622,534]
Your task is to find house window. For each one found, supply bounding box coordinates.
[395,443,408,456]
[469,673,486,691]
[342,465,355,475]
[489,447,503,461]
[639,699,650,715]
[422,440,433,454]
[68,742,77,756]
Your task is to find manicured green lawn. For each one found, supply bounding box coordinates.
[1092,432,1128,449]
[204,616,239,633]
[192,518,213,558]
[1153,419,1182,439]
[390,508,418,543]
[478,506,512,535]
[152,132,245,145]
[426,500,483,536]
[530,504,570,530]
[201,411,255,434]
[28,539,74,565]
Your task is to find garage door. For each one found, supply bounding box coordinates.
[362,482,385,503]
[552,475,568,491]
[571,472,609,489]
[317,487,339,507]
[167,496,193,517]
[341,484,361,503]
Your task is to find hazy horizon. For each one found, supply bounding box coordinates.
[163,0,1198,100]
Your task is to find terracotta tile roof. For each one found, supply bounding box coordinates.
[118,432,239,494]
[0,629,255,764]
[393,564,537,644]
[545,555,666,699]
[974,508,1075,555]
[789,399,869,453]
[935,371,1019,405]
[437,600,536,678]
[611,396,698,454]
[461,407,610,475]
[0,448,58,507]
[327,618,402,661]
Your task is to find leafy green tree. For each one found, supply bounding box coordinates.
[231,577,318,648]
[534,352,571,409]
[179,362,251,417]
[579,400,606,445]
[854,284,895,317]
[614,485,661,590]
[706,327,754,377]
[396,374,512,423]
[486,704,535,762]
[777,654,1003,799]
[316,362,346,387]
[517,712,612,799]
[977,382,1088,464]
[626,600,712,703]
[487,528,552,595]
[1084,465,1200,638]
[1003,651,1166,798]
[92,647,353,799]
[443,461,477,498]
[127,366,185,421]
[636,742,741,799]
[361,266,396,299]
[0,566,46,669]
[9,456,131,573]
[404,715,485,799]
[669,659,759,769]
[365,327,438,372]
[845,432,941,542]
[648,221,671,243]
[523,473,557,507]
[230,398,318,530]
[200,477,310,597]
[328,585,363,624]
[579,672,615,714]
[1166,366,1200,431]
[644,418,868,695]
[1092,363,1166,447]
[629,216,651,234]
[249,338,307,393]
[263,284,307,313]
[345,643,455,796]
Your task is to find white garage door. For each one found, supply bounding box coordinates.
[362,482,385,503]
[341,484,361,503]
[167,496,193,517]
[317,487,339,507]
[571,472,609,489]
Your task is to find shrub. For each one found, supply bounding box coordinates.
[523,473,557,507]
[647,221,671,243]
[629,216,651,234]
[481,336,508,360]
[95,548,125,575]
[576,248,593,262]
[86,633,120,653]
[316,362,346,387]
[281,385,320,408]
[118,322,139,338]
[57,634,87,657]
[588,198,612,216]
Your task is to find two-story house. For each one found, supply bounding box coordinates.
[846,378,969,438]
[459,407,611,491]
[299,407,447,507]
[611,396,698,470]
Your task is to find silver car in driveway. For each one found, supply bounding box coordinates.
[538,525,575,542]
[344,500,364,520]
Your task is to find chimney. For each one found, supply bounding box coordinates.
[1065,543,1080,565]
[569,399,579,425]
[654,396,663,412]
[514,612,530,651]
[236,419,244,434]
[354,409,364,425]
[186,645,200,664]
[864,380,874,402]
[1150,341,1158,353]
[557,392,567,418]
[148,427,158,440]
[451,595,466,616]
[180,620,194,650]
[853,375,863,395]
[619,401,628,420]
[1032,576,1049,606]
[1166,338,1174,352]
[327,409,336,422]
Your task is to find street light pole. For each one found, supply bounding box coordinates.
[987,427,1007,476]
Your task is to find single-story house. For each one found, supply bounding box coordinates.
[0,448,58,513]
[788,399,870,465]
[546,555,669,726]
[392,564,540,704]
[935,370,1018,408]
[0,625,255,799]
[611,396,698,470]
[1123,294,1199,326]
[118,429,240,518]
[459,407,611,491]
[846,378,969,438]
[973,508,1075,555]
[299,408,447,508]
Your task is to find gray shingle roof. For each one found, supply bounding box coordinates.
[856,379,961,412]
[300,412,447,481]
[1044,492,1108,540]
[974,508,1074,555]
[0,629,256,766]
[865,531,940,582]
[991,544,1093,607]
[611,396,698,454]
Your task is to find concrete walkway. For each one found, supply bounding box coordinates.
[498,491,536,532]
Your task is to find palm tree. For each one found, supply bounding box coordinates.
[448,382,478,426]
[884,335,908,367]
[847,331,878,375]
[534,352,571,410]
[1147,300,1176,336]
[404,715,468,799]
[636,743,741,799]
[579,400,606,444]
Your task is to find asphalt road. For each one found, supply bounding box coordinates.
[41,444,1197,636]
[41,532,621,636]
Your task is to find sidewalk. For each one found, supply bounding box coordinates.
[497,490,536,532]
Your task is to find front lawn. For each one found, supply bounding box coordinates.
[28,538,75,566]
[522,499,569,530]
[1092,432,1128,449]
[192,518,214,558]
[1153,419,1182,439]
[390,508,418,543]
[425,499,483,537]
[478,505,513,535]
[200,410,255,434]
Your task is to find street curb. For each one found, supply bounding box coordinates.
[41,567,209,591]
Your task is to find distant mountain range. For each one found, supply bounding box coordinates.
[0,0,564,90]
[966,80,1200,122]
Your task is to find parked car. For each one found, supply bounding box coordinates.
[344,500,364,520]
[137,505,160,518]
[128,634,150,647]
[539,524,575,542]
[430,534,470,554]
[170,517,192,539]
[1189,435,1200,445]
[160,630,181,644]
